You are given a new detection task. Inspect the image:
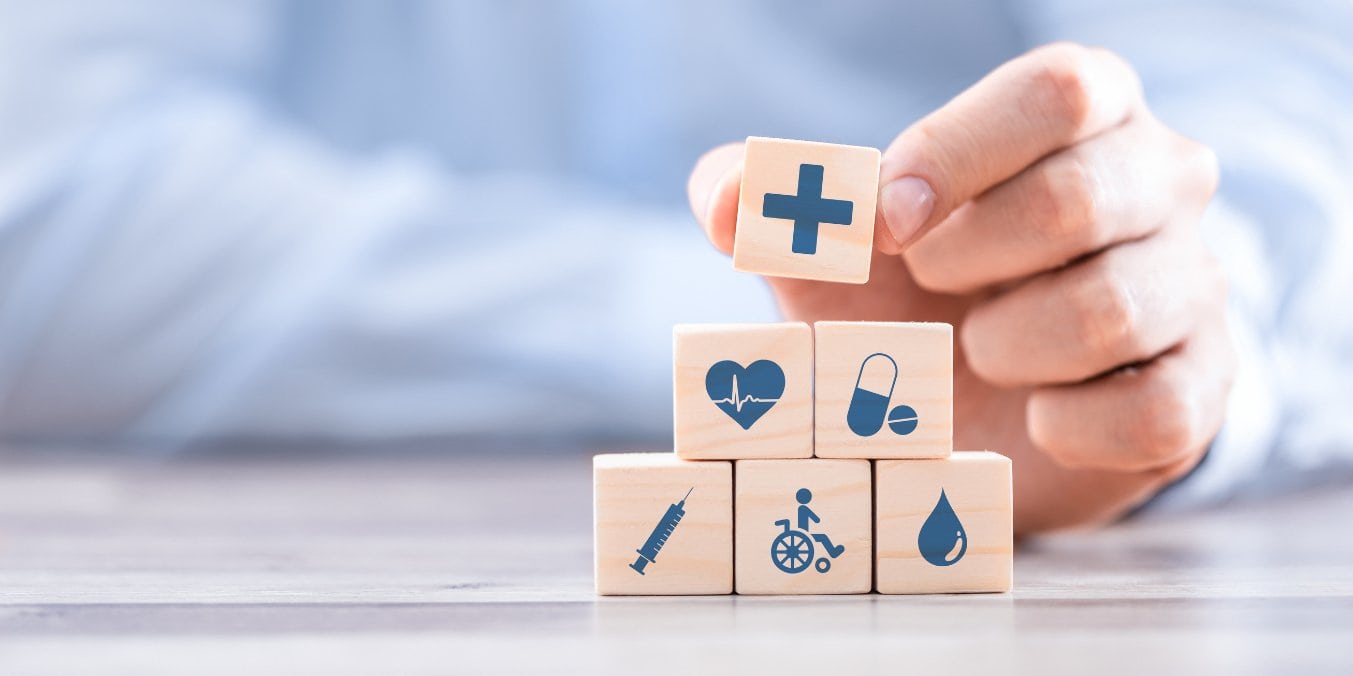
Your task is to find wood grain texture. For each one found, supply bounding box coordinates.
[673,323,813,459]
[734,459,871,594]
[1,448,1350,675]
[593,453,731,595]
[875,452,1013,594]
[732,137,880,284]
[814,321,953,459]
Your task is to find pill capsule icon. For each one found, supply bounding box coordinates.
[847,353,898,437]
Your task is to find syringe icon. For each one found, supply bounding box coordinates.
[630,487,694,575]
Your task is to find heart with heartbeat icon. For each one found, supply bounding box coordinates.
[705,359,785,430]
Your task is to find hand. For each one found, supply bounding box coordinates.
[687,43,1234,534]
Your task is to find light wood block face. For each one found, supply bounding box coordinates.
[814,321,953,459]
[732,137,881,284]
[594,453,732,596]
[734,459,871,594]
[673,323,813,460]
[875,451,1012,594]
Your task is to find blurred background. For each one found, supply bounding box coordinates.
[0,0,1350,505]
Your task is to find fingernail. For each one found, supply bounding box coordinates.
[880,176,935,247]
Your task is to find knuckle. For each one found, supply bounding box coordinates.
[1028,43,1096,134]
[901,244,951,291]
[1190,140,1222,198]
[1165,133,1220,204]
[1023,393,1066,458]
[1167,131,1221,203]
[957,312,1004,381]
[1029,155,1103,247]
[958,307,1025,387]
[1127,371,1200,463]
[1065,264,1137,354]
[1158,454,1205,483]
[906,122,945,163]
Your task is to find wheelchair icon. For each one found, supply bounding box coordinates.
[770,487,845,574]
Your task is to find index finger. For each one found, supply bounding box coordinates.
[877,42,1144,253]
[687,142,745,255]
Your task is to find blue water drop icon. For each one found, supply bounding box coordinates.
[918,489,967,567]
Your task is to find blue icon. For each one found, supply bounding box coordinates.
[706,359,784,430]
[770,488,845,574]
[630,487,693,575]
[847,353,919,437]
[918,489,968,567]
[762,163,854,255]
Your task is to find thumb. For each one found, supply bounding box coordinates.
[686,142,744,255]
[876,43,1141,253]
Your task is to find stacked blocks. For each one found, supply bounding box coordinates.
[595,322,1013,596]
[594,138,1013,596]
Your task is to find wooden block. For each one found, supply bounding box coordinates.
[594,453,732,595]
[733,136,881,284]
[673,323,813,460]
[874,451,1013,594]
[734,459,871,594]
[814,321,952,459]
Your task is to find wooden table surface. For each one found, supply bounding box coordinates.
[0,448,1349,675]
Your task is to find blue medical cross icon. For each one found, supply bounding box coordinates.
[762,163,855,255]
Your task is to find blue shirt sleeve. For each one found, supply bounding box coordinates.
[0,1,777,447]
